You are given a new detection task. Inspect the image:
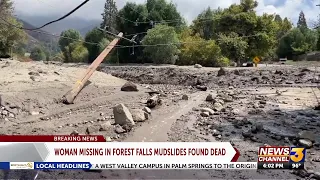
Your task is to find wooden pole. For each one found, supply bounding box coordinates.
[62,32,123,104]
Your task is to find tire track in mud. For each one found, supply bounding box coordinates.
[124,91,210,142]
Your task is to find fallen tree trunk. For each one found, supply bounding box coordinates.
[147,94,161,108]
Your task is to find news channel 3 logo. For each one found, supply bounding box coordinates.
[289,147,306,169]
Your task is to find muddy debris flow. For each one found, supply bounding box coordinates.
[0,60,320,179]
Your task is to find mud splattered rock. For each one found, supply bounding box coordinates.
[299,130,316,142]
[298,139,313,148]
[234,70,240,75]
[196,85,207,91]
[115,124,126,134]
[131,109,146,122]
[70,130,79,136]
[200,112,210,117]
[217,68,226,76]
[182,94,189,100]
[200,108,215,115]
[242,131,252,138]
[86,126,100,135]
[113,104,135,126]
[28,71,40,76]
[142,107,151,114]
[213,102,223,111]
[121,82,138,92]
[30,111,40,116]
[100,121,112,131]
[206,94,214,101]
[194,64,202,68]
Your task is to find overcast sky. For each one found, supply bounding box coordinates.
[12,0,320,26]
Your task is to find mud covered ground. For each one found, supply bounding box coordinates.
[0,60,320,179]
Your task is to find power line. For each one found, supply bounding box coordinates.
[0,0,90,30]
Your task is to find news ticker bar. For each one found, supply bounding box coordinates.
[1,162,258,170]
[0,162,304,170]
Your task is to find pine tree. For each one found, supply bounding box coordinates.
[101,0,118,32]
[297,11,307,28]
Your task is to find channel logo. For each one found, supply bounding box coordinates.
[290,147,306,163]
[10,162,34,169]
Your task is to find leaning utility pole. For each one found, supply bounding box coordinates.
[61,32,123,104]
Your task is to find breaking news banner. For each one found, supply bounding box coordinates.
[0,135,259,170]
[258,146,306,170]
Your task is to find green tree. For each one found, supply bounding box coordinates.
[68,42,89,62]
[58,29,82,61]
[191,7,221,40]
[84,27,105,63]
[0,0,26,56]
[101,0,118,34]
[217,32,248,65]
[317,30,320,51]
[277,28,317,58]
[30,46,46,61]
[297,11,307,29]
[142,24,179,64]
[178,29,228,67]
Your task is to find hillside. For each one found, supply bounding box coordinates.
[17,19,60,53]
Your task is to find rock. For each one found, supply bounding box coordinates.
[106,137,112,142]
[86,126,100,135]
[200,112,210,117]
[131,109,146,122]
[242,131,252,138]
[113,104,135,127]
[70,130,79,136]
[213,102,223,111]
[301,68,311,72]
[142,107,151,114]
[234,70,240,75]
[196,85,207,91]
[4,118,9,121]
[206,94,214,101]
[121,82,138,92]
[314,172,320,179]
[212,129,220,136]
[232,108,240,115]
[28,71,40,76]
[29,76,36,81]
[182,94,189,100]
[8,113,15,118]
[216,135,222,139]
[147,94,161,108]
[299,130,316,142]
[285,81,294,84]
[115,124,126,134]
[100,121,112,131]
[217,68,226,76]
[200,108,215,115]
[275,70,283,75]
[194,64,202,68]
[100,112,104,116]
[298,139,313,148]
[30,111,40,116]
[259,100,267,104]
[2,110,8,116]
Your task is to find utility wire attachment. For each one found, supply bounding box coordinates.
[98,28,137,44]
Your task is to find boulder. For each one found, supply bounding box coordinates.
[194,64,202,68]
[206,94,214,101]
[182,94,189,100]
[142,107,151,114]
[217,68,226,76]
[213,102,223,111]
[113,104,135,127]
[299,131,316,142]
[299,139,313,148]
[200,108,215,115]
[100,121,112,131]
[131,109,147,122]
[200,112,210,117]
[121,82,138,92]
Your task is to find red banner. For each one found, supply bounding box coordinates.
[0,135,106,142]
